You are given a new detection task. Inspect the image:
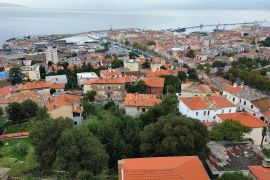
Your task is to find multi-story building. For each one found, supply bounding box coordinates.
[181,82,216,97]
[222,84,270,124]
[179,95,237,122]
[143,77,165,95]
[124,59,139,71]
[76,72,98,86]
[21,65,40,81]
[84,77,128,101]
[46,94,83,125]
[124,93,160,117]
[45,46,59,64]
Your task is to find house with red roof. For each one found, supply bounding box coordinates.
[217,112,268,145]
[223,84,270,126]
[179,95,237,122]
[143,77,165,95]
[46,94,83,125]
[84,77,135,101]
[249,164,270,180]
[124,93,160,117]
[19,81,65,93]
[118,156,210,180]
[100,68,122,78]
[0,91,51,109]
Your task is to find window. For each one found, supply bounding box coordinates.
[232,98,235,102]
[222,110,224,113]
[204,111,206,115]
[244,101,246,105]
[253,113,256,116]
[108,86,111,90]
[251,105,253,109]
[213,116,216,119]
[196,112,199,116]
[229,109,231,113]
[240,99,242,103]
[208,111,210,115]
[142,108,146,112]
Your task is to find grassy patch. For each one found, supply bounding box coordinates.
[5,121,36,134]
[0,138,33,177]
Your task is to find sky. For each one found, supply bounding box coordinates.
[0,0,269,9]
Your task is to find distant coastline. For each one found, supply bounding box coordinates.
[0,3,25,7]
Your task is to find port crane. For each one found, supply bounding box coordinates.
[172,20,267,32]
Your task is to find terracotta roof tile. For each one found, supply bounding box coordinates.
[91,77,135,84]
[1,132,30,139]
[217,112,268,128]
[144,77,165,88]
[46,94,81,111]
[100,69,122,77]
[224,86,242,94]
[252,97,270,112]
[180,95,236,110]
[124,94,160,107]
[0,91,50,105]
[19,81,64,91]
[120,156,209,180]
[249,165,270,180]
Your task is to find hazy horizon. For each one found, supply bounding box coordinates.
[0,0,270,10]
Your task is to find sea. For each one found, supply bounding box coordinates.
[1,8,270,43]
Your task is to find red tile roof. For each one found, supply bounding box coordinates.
[180,95,236,110]
[262,110,270,120]
[217,112,268,128]
[91,77,136,85]
[46,94,81,111]
[1,132,30,139]
[224,85,242,94]
[148,69,177,77]
[100,69,122,77]
[124,94,161,107]
[119,156,209,180]
[19,81,64,91]
[144,77,165,88]
[249,165,270,180]
[0,87,12,97]
[0,91,50,105]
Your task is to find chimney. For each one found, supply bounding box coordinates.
[241,82,244,89]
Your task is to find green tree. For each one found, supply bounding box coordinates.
[21,100,39,120]
[126,80,147,94]
[35,107,50,121]
[83,90,97,102]
[39,65,46,80]
[147,40,156,46]
[140,114,208,157]
[186,49,196,58]
[212,61,227,68]
[30,118,73,170]
[209,120,251,141]
[0,115,8,134]
[26,146,39,170]
[112,59,124,69]
[217,172,252,180]
[178,71,187,82]
[139,94,178,126]
[142,60,150,69]
[160,75,180,94]
[188,68,199,81]
[50,88,56,95]
[129,51,139,59]
[9,66,24,85]
[85,108,140,170]
[54,127,108,179]
[6,102,25,124]
[261,127,267,146]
